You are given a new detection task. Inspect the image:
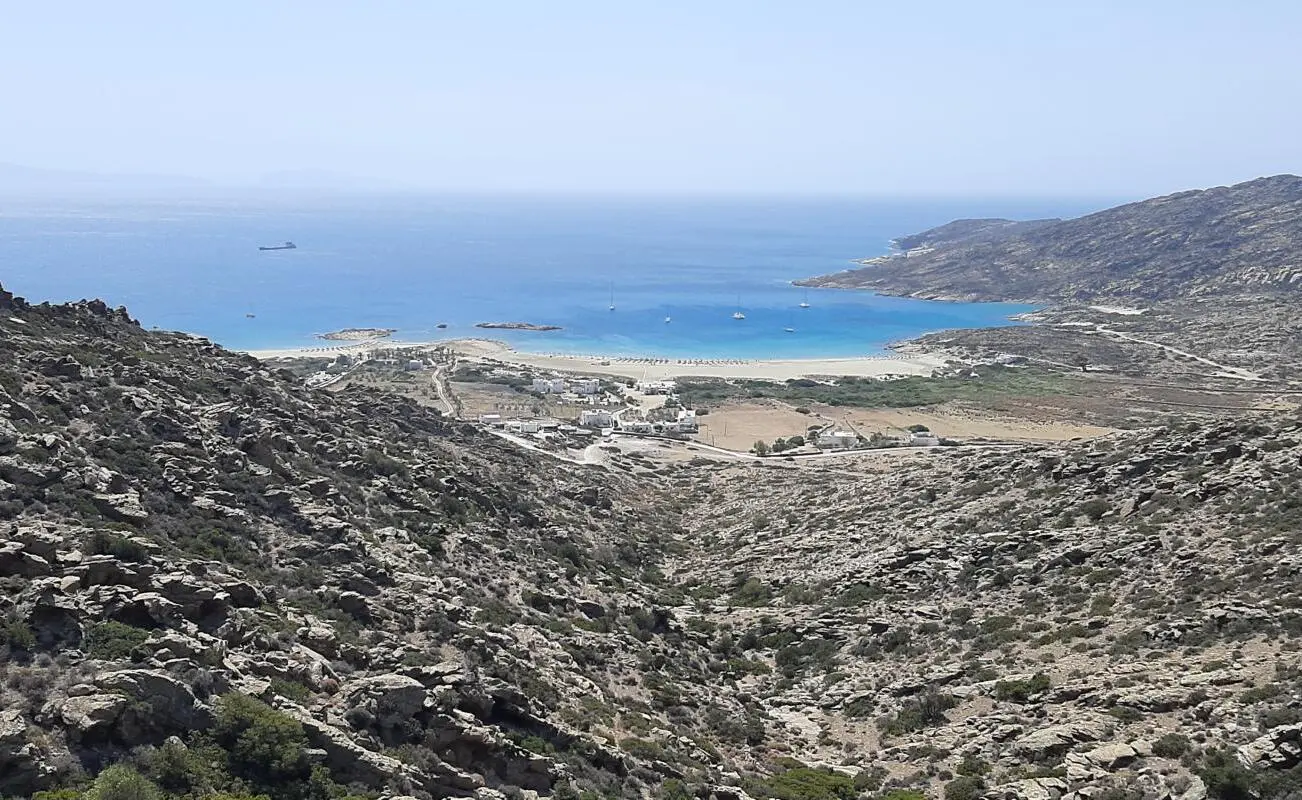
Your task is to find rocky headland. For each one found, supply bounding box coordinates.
[800,175,1302,304]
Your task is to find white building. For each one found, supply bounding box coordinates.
[580,409,614,428]
[478,413,503,427]
[636,380,676,395]
[531,378,567,394]
[908,431,941,447]
[817,430,858,449]
[619,420,655,434]
[571,378,600,395]
[405,359,425,371]
[675,408,698,432]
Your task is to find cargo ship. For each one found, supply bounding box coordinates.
[258,241,297,251]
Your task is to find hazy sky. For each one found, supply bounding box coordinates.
[2,1,1299,195]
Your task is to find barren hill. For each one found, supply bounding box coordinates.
[802,175,1302,302]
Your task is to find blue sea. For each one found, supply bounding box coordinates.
[0,194,1107,358]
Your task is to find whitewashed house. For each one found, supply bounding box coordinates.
[636,380,676,395]
[817,430,858,449]
[580,409,615,428]
[531,378,567,394]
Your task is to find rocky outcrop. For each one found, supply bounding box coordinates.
[1238,724,1302,771]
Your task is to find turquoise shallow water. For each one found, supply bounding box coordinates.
[0,194,1105,358]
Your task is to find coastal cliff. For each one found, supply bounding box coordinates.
[801,175,1302,302]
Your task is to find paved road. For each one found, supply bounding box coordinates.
[430,365,458,417]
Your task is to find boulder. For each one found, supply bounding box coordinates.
[344,674,429,731]
[92,491,149,523]
[0,541,52,578]
[110,592,185,627]
[58,694,129,740]
[1013,721,1107,759]
[1081,742,1139,770]
[74,556,155,589]
[1237,723,1302,770]
[97,669,214,735]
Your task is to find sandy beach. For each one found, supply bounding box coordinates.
[246,337,948,380]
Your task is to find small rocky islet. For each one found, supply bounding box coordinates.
[316,327,397,341]
[474,321,563,331]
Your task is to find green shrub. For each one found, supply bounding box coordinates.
[1107,706,1143,724]
[763,767,857,800]
[731,577,772,607]
[618,737,664,760]
[88,531,151,562]
[141,738,226,797]
[1199,747,1257,799]
[834,582,884,607]
[1078,499,1111,521]
[85,764,162,800]
[211,694,311,788]
[85,621,151,661]
[993,673,1050,703]
[878,689,957,736]
[1151,732,1191,759]
[944,775,984,800]
[1,617,37,651]
[659,779,695,800]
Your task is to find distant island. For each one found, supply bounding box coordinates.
[316,327,396,341]
[475,322,562,331]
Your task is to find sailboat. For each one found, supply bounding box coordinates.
[608,282,616,311]
[799,288,811,309]
[664,316,672,324]
[784,311,795,333]
[731,296,745,320]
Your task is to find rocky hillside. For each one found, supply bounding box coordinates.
[802,175,1302,302]
[890,219,1060,252]
[0,286,766,800]
[3,281,1302,800]
[669,418,1302,800]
